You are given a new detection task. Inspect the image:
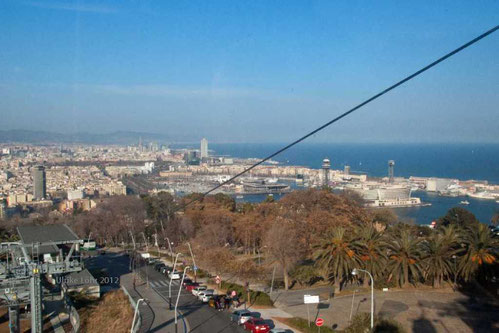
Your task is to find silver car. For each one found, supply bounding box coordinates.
[191,286,207,296]
[230,309,251,324]
[230,309,257,325]
[197,289,215,301]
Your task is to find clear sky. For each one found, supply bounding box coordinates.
[0,1,498,143]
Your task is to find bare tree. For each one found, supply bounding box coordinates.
[263,219,304,290]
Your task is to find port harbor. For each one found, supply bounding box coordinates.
[1,141,498,223]
[142,145,499,210]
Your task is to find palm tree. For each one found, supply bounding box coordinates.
[459,223,498,281]
[385,228,423,287]
[422,226,460,288]
[355,225,386,286]
[314,227,359,292]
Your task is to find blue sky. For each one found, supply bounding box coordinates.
[0,1,498,143]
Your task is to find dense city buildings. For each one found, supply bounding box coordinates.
[0,143,498,218]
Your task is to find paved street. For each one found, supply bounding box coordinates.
[272,285,499,332]
[137,264,246,333]
[86,251,249,332]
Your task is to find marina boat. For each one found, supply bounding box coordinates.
[459,200,470,205]
[467,192,496,200]
[236,195,244,199]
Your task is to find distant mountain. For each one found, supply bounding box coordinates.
[0,130,171,145]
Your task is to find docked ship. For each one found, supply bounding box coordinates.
[352,185,428,208]
[239,178,291,195]
[467,191,497,200]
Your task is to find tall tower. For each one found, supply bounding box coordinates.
[322,158,331,187]
[388,160,395,183]
[344,165,350,176]
[0,199,6,219]
[200,138,208,159]
[33,166,46,200]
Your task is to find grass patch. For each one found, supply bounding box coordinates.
[278,317,335,333]
[344,313,406,333]
[78,290,134,333]
[220,281,274,306]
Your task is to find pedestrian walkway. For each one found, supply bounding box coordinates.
[270,286,499,332]
[121,271,188,333]
[243,305,299,332]
[44,296,68,333]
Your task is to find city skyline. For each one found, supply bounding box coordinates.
[0,1,498,144]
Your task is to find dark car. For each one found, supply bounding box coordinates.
[185,282,200,291]
[154,263,166,271]
[160,266,171,275]
[182,278,193,287]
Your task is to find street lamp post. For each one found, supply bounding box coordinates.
[166,237,174,263]
[187,242,197,282]
[175,267,190,333]
[142,232,149,253]
[352,268,374,330]
[169,253,182,310]
[131,298,144,333]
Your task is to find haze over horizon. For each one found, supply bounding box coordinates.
[1,1,498,143]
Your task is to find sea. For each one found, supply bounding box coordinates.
[175,143,499,225]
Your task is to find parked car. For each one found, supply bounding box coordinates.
[197,289,215,301]
[200,292,216,303]
[182,278,193,287]
[269,329,290,333]
[168,271,181,280]
[147,258,159,265]
[230,309,252,325]
[191,286,207,296]
[160,266,171,275]
[244,318,270,333]
[185,282,200,292]
[154,263,166,271]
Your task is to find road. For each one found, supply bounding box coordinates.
[87,252,246,332]
[137,263,246,333]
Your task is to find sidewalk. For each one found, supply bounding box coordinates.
[121,272,185,333]
[244,305,300,333]
[44,295,68,333]
[270,286,498,332]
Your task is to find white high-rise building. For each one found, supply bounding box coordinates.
[200,138,208,158]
